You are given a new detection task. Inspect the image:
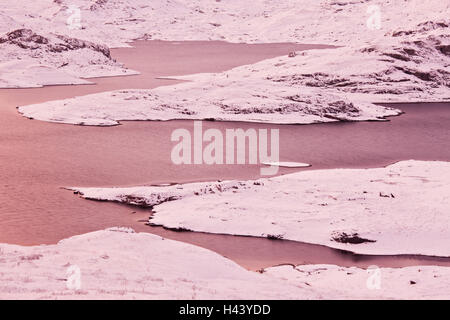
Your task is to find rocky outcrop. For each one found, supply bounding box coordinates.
[0,29,111,58]
[0,28,136,88]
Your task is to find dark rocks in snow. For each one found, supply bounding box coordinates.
[0,29,111,58]
[90,0,109,11]
[332,232,376,244]
[392,20,449,37]
[436,44,450,56]
[266,234,284,240]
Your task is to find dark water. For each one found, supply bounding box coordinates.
[0,41,449,270]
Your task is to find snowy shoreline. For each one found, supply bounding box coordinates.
[71,161,450,257]
[1,1,446,47]
[1,228,449,299]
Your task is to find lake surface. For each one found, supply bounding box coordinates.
[0,41,449,270]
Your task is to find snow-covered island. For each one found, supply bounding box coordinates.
[0,28,137,88]
[71,161,450,257]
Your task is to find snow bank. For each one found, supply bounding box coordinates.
[71,161,450,257]
[0,228,315,299]
[1,228,449,299]
[264,264,450,300]
[0,29,137,88]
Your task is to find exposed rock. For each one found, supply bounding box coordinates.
[0,28,136,88]
[0,29,111,57]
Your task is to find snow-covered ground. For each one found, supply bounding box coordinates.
[0,29,137,88]
[0,228,312,299]
[1,227,449,299]
[0,0,446,47]
[17,76,403,125]
[71,161,450,257]
[4,0,449,123]
[16,18,450,124]
[264,264,450,300]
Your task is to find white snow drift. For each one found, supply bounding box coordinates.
[1,227,449,299]
[264,264,450,300]
[0,228,313,299]
[71,160,450,257]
